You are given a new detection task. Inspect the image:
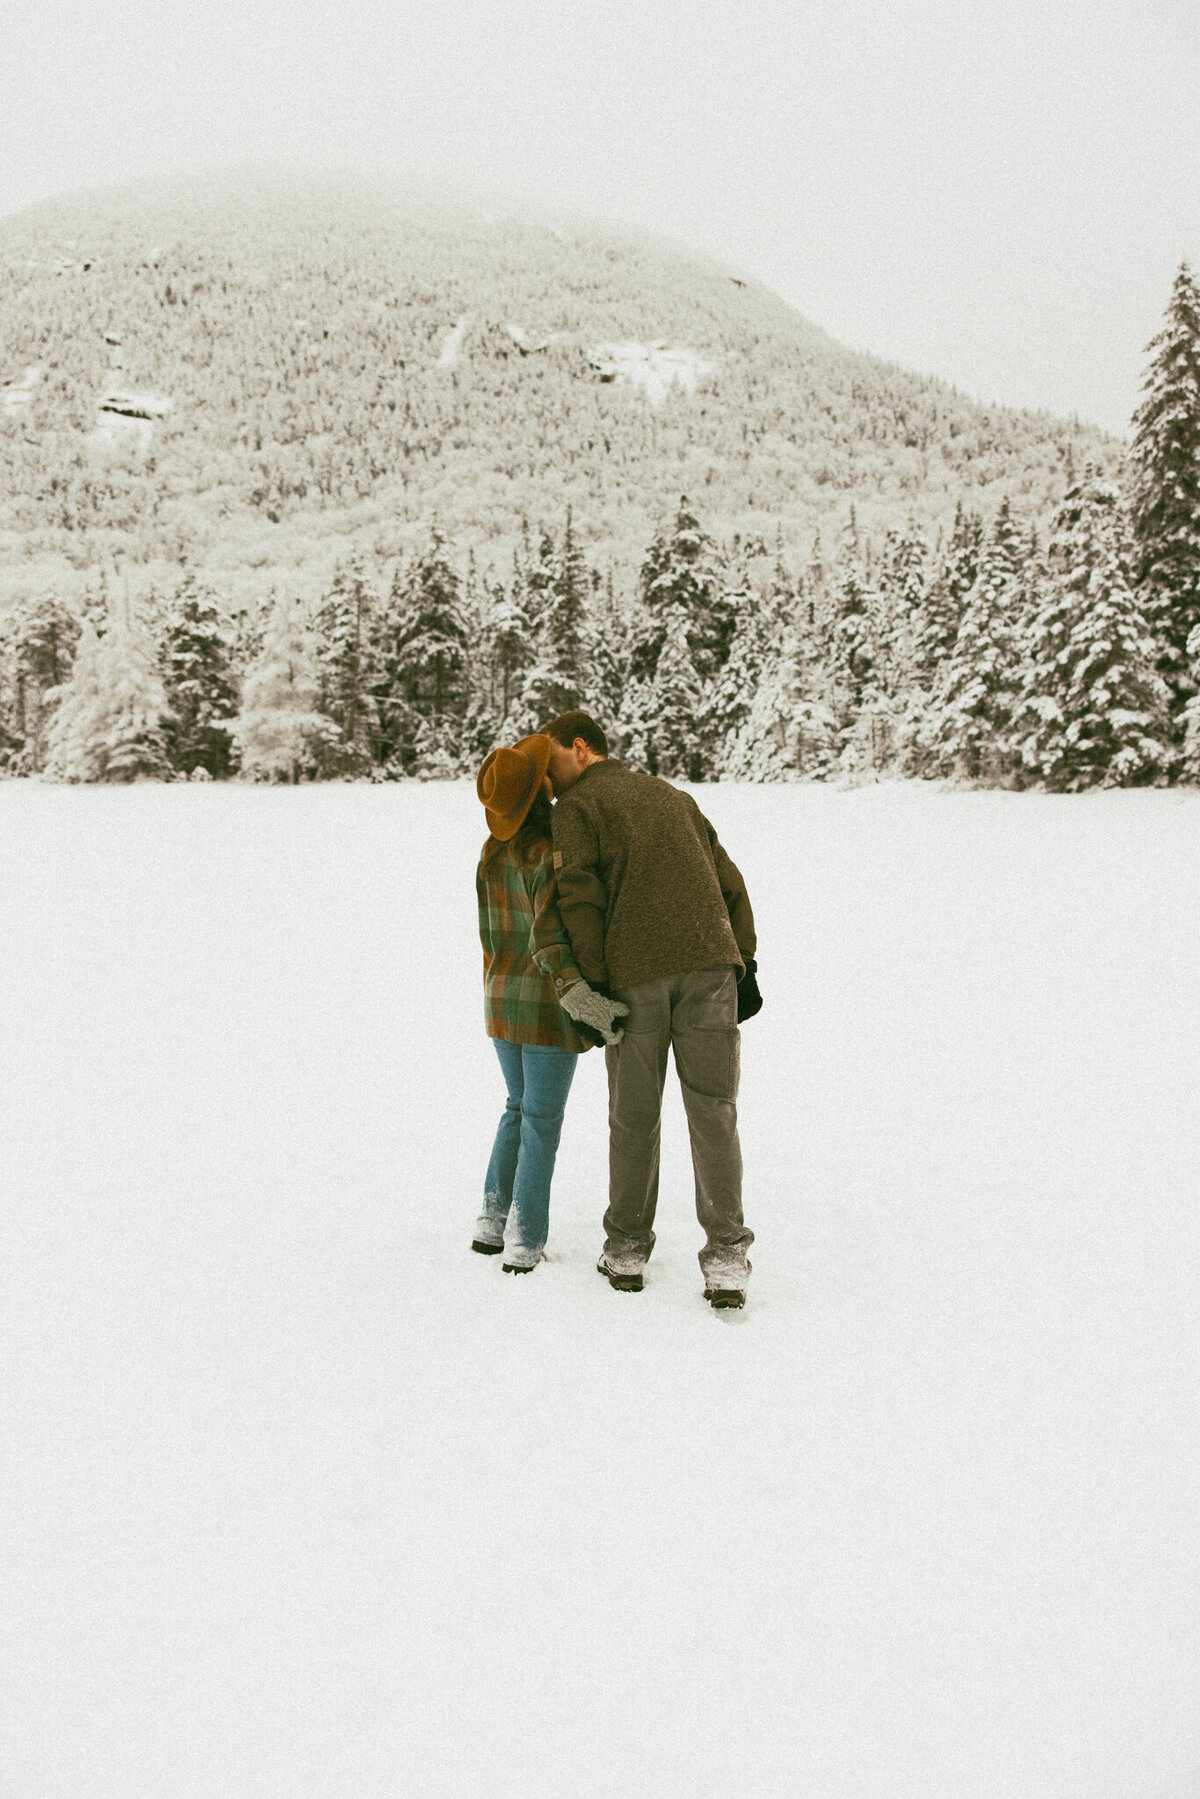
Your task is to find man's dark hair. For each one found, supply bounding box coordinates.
[542,710,608,757]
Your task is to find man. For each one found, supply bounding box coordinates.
[537,709,758,1310]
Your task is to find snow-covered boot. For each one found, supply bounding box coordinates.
[704,1285,746,1310]
[471,1239,503,1256]
[597,1255,643,1292]
[703,1256,750,1309]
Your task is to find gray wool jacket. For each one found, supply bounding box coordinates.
[544,759,756,993]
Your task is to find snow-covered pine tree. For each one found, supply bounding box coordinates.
[43,620,106,782]
[829,516,874,711]
[691,567,738,689]
[315,558,384,778]
[547,507,587,705]
[803,529,829,642]
[1128,260,1200,733]
[723,605,837,781]
[12,594,80,698]
[901,504,983,775]
[507,526,559,716]
[828,516,889,771]
[460,692,503,776]
[0,597,80,773]
[916,502,982,688]
[456,548,488,678]
[378,560,419,774]
[782,549,837,720]
[763,544,812,652]
[875,523,926,696]
[647,606,706,781]
[1,594,81,774]
[484,542,535,741]
[525,524,557,621]
[230,593,335,782]
[632,497,725,683]
[488,573,532,727]
[442,571,509,772]
[926,499,1028,782]
[769,550,837,774]
[160,573,239,779]
[78,569,112,639]
[846,524,923,776]
[708,573,770,778]
[583,569,629,749]
[1014,477,1170,790]
[92,605,173,782]
[228,595,267,678]
[1178,623,1200,781]
[454,550,505,772]
[409,714,467,780]
[615,673,657,774]
[506,519,543,650]
[0,629,18,773]
[45,598,171,783]
[764,539,794,637]
[386,530,470,774]
[513,513,591,727]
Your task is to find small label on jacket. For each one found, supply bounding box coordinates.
[553,850,563,869]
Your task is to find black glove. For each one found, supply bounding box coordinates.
[736,957,762,1023]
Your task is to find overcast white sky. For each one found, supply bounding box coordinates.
[2,0,1197,434]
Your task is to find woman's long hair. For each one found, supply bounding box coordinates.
[481,787,554,871]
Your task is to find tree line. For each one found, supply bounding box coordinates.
[2,262,1198,790]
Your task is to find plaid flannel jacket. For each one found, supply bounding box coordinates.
[477,840,591,1051]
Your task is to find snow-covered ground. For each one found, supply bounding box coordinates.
[3,779,1199,1799]
[1,362,43,411]
[589,340,716,405]
[436,316,471,368]
[87,389,173,460]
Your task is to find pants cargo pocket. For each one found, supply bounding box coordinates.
[674,1023,739,1102]
[671,967,740,1101]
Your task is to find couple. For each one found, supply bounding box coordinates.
[472,709,762,1310]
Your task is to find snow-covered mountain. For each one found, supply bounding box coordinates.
[0,174,1116,611]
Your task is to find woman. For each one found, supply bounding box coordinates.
[473,732,593,1273]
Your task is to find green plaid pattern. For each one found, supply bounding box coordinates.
[477,842,590,1051]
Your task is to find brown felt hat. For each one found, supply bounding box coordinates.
[476,733,554,840]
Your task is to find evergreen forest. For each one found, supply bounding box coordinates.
[2,180,1198,790]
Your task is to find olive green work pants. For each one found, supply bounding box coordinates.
[602,964,754,1283]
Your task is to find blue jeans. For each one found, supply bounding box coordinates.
[476,1040,578,1267]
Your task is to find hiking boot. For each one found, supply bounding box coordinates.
[703,1255,750,1309]
[471,1239,503,1256]
[596,1256,643,1293]
[502,1261,537,1274]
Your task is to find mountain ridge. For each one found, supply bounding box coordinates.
[0,173,1118,613]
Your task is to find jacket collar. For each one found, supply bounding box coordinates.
[575,758,623,784]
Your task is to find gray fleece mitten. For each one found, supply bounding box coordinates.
[558,980,629,1046]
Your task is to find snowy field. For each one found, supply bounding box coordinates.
[3,778,1199,1799]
